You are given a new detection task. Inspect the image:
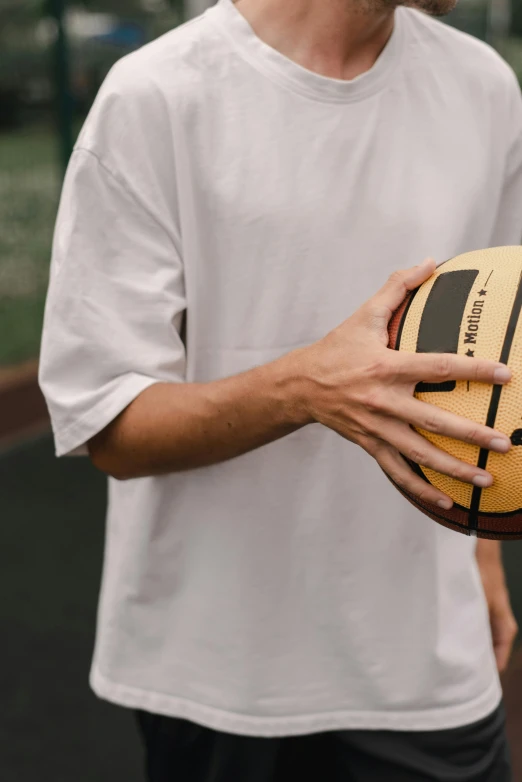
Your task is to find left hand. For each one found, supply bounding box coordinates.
[477,540,518,673]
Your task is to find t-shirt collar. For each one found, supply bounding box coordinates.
[209,0,405,104]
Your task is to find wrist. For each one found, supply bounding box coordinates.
[270,345,319,428]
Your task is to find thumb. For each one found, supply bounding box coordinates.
[371,257,436,320]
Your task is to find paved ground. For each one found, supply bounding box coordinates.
[1,435,143,782]
[2,432,522,781]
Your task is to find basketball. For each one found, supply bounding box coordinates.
[388,246,522,540]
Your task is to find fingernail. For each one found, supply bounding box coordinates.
[494,366,512,383]
[490,437,511,453]
[472,474,492,488]
[437,498,453,509]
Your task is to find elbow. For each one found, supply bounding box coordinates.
[87,432,135,482]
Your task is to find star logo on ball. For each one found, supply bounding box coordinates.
[465,349,475,357]
[478,289,487,296]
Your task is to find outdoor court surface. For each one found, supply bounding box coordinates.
[1,432,522,781]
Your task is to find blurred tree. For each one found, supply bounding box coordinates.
[511,0,522,35]
[0,1,44,129]
[184,0,212,18]
[46,0,74,171]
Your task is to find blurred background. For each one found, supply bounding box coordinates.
[1,1,522,780]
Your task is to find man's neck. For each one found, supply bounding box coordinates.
[234,0,396,81]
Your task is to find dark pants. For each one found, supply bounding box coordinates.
[135,703,512,782]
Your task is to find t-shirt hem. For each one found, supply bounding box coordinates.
[90,665,502,737]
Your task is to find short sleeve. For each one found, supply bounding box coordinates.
[491,69,522,246]
[39,146,186,458]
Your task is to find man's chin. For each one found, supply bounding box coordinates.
[402,0,458,17]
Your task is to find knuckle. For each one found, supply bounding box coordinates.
[381,455,404,485]
[433,356,453,380]
[463,425,481,444]
[388,269,407,290]
[417,487,438,505]
[363,418,382,438]
[469,361,482,380]
[365,357,388,379]
[408,446,428,466]
[365,303,388,322]
[366,355,399,387]
[392,471,409,491]
[393,463,419,494]
[363,387,385,413]
[362,437,379,456]
[423,411,442,434]
[449,463,470,482]
[397,353,416,379]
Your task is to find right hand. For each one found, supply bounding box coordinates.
[297,258,512,509]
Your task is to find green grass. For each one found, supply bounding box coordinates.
[0,296,47,366]
[0,124,61,367]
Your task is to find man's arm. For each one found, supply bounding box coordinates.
[89,259,512,509]
[88,352,308,479]
[476,540,518,672]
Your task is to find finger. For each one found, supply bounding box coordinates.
[373,442,454,509]
[396,397,511,454]
[369,258,436,318]
[495,640,514,673]
[491,615,518,672]
[386,423,494,487]
[397,352,512,386]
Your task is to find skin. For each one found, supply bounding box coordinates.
[90,259,511,497]
[89,0,517,667]
[477,539,518,673]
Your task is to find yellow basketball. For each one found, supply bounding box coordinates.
[388,246,522,540]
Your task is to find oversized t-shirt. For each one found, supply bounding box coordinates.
[39,0,522,736]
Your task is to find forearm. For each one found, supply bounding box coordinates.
[476,539,507,595]
[88,348,312,479]
[476,539,503,567]
[476,538,517,672]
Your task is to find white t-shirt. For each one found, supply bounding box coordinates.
[39,0,522,737]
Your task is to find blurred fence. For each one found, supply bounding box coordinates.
[0,0,189,367]
[0,0,521,369]
[0,124,60,366]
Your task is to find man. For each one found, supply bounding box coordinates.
[39,0,521,779]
